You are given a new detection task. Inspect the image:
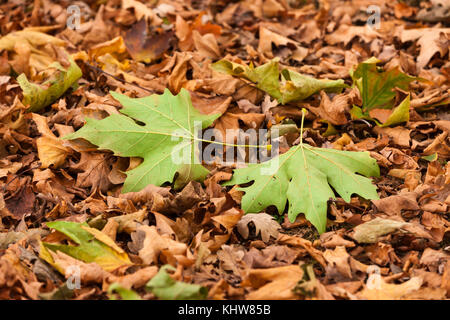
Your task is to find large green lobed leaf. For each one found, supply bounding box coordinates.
[65,88,222,191]
[224,144,380,234]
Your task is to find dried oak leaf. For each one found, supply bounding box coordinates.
[128,225,186,265]
[217,244,245,276]
[399,27,449,70]
[236,213,281,243]
[372,192,419,215]
[31,113,71,168]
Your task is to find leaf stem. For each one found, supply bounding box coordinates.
[300,108,307,147]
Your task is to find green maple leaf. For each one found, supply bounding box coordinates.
[349,57,418,127]
[350,57,416,111]
[211,59,346,104]
[64,88,221,191]
[223,132,380,234]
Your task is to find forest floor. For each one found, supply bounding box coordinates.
[0,0,449,300]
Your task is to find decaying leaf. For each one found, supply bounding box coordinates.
[349,57,418,126]
[18,53,82,112]
[40,221,132,272]
[242,265,304,300]
[124,19,173,63]
[352,217,408,244]
[212,59,346,104]
[128,225,186,265]
[358,275,423,300]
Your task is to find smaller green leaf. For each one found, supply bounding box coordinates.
[352,95,410,127]
[322,121,338,137]
[146,265,208,300]
[41,221,132,272]
[279,69,346,104]
[378,95,410,127]
[18,55,82,112]
[350,57,416,112]
[108,283,141,300]
[421,153,438,162]
[350,105,367,121]
[211,59,346,104]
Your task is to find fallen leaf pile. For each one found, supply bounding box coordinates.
[0,0,449,300]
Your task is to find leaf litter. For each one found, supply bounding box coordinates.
[0,0,449,300]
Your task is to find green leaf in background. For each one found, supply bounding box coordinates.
[350,57,416,112]
[349,57,417,127]
[223,126,380,233]
[211,59,346,104]
[18,55,82,112]
[146,265,208,300]
[64,88,222,191]
[279,68,346,104]
[350,94,411,127]
[377,94,410,127]
[421,153,438,162]
[108,283,141,300]
[40,221,132,272]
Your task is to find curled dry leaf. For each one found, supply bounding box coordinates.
[31,113,72,168]
[372,192,420,215]
[352,217,408,244]
[128,225,187,265]
[236,213,281,243]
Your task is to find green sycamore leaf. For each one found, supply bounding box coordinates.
[146,265,208,300]
[18,55,82,112]
[350,57,416,111]
[349,57,417,127]
[64,88,222,191]
[40,221,132,272]
[211,59,346,104]
[223,137,380,234]
[350,94,411,127]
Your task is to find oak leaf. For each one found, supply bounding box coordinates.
[236,213,281,243]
